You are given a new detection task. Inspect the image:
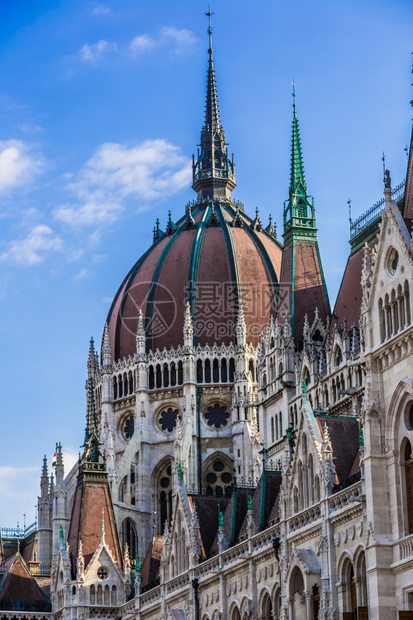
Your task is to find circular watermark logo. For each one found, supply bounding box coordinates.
[119,281,177,338]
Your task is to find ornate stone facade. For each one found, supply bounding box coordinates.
[3,17,413,620]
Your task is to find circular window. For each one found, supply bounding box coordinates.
[204,403,230,429]
[386,248,399,276]
[97,567,109,580]
[160,477,170,488]
[158,408,181,433]
[122,415,135,440]
[203,460,234,496]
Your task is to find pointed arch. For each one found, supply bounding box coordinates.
[201,451,234,496]
[151,455,175,534]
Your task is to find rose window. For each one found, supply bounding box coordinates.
[97,567,108,580]
[122,415,135,440]
[159,408,181,433]
[204,403,230,429]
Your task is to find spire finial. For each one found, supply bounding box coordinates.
[192,12,236,199]
[206,7,214,56]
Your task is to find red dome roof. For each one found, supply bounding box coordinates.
[107,201,282,361]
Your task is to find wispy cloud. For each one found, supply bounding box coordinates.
[54,197,123,227]
[0,140,44,193]
[73,268,89,280]
[90,4,111,16]
[130,26,196,55]
[17,123,43,136]
[53,139,191,227]
[78,40,116,63]
[1,225,63,265]
[160,26,197,49]
[130,34,155,52]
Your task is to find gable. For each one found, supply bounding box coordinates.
[0,553,50,609]
[366,198,413,349]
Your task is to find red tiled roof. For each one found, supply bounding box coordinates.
[0,552,49,606]
[67,466,122,578]
[333,247,365,329]
[238,472,282,540]
[210,488,250,553]
[348,449,361,478]
[189,495,230,558]
[141,536,162,588]
[315,416,360,484]
[280,241,330,342]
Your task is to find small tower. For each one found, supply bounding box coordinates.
[136,308,146,356]
[40,455,49,497]
[183,301,194,347]
[101,322,112,367]
[279,84,330,343]
[54,443,64,486]
[192,11,236,200]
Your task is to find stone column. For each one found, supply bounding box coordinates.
[304,590,312,619]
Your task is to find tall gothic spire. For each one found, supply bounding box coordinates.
[278,84,330,343]
[192,11,236,200]
[283,84,316,244]
[290,83,307,196]
[84,338,99,463]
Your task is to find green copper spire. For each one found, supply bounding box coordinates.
[283,84,316,244]
[290,81,307,196]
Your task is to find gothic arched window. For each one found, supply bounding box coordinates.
[120,518,138,561]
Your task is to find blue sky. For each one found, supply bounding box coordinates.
[0,0,412,527]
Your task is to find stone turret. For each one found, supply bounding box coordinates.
[192,11,235,200]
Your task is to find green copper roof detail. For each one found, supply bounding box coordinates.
[290,83,307,196]
[283,85,316,244]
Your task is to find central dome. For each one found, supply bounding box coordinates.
[106,22,283,361]
[107,202,282,360]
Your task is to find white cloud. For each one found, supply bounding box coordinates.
[73,268,89,280]
[130,27,196,55]
[78,40,116,63]
[17,123,43,135]
[160,26,197,48]
[54,197,123,226]
[53,139,191,227]
[130,34,155,52]
[0,140,44,193]
[90,4,111,15]
[1,225,63,266]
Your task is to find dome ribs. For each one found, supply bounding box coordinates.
[186,206,211,345]
[145,226,185,352]
[109,236,169,361]
[107,198,283,359]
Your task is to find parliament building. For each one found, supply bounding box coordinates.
[1,17,413,620]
